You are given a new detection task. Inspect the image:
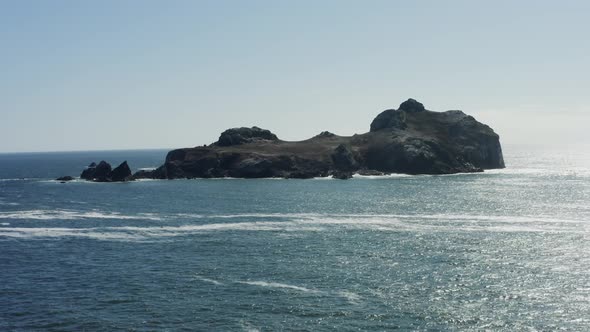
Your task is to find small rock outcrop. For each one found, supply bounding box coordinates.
[332,171,354,180]
[56,176,74,182]
[80,161,133,182]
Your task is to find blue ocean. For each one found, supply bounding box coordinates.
[1,146,589,331]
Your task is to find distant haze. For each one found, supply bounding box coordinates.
[1,1,589,152]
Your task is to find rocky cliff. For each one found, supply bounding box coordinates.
[130,99,504,180]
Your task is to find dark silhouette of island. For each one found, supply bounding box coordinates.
[62,99,504,181]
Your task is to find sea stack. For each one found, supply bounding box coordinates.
[126,99,504,180]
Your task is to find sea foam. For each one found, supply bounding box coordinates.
[0,213,586,241]
[238,281,321,294]
[0,209,163,221]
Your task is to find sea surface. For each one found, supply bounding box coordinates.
[1,146,589,331]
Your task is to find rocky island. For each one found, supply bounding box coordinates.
[65,99,504,181]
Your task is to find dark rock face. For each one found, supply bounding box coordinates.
[369,98,426,132]
[80,163,94,180]
[93,161,112,182]
[80,161,111,181]
[110,161,132,182]
[77,99,504,181]
[356,169,387,176]
[332,171,354,180]
[331,144,359,171]
[398,98,425,113]
[80,160,133,182]
[216,126,279,146]
[448,114,505,169]
[370,109,407,132]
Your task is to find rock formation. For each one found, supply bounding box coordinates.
[80,161,132,182]
[137,99,504,179]
[77,99,505,180]
[110,161,132,182]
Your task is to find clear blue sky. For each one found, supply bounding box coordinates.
[1,0,589,152]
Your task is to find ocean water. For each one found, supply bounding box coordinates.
[0,145,589,331]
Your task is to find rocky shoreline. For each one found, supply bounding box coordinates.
[58,99,505,182]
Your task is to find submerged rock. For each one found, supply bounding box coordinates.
[56,176,74,182]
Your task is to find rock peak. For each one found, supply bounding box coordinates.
[398,98,425,113]
[216,126,279,146]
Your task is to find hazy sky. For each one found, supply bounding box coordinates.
[1,0,589,152]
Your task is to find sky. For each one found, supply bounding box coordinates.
[1,0,589,152]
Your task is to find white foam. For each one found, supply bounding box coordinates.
[192,275,362,304]
[0,178,38,182]
[194,275,224,285]
[312,176,335,180]
[0,227,144,240]
[352,173,412,179]
[0,222,9,226]
[174,212,586,225]
[336,290,362,303]
[0,209,163,221]
[484,167,590,177]
[0,212,586,241]
[238,281,321,294]
[241,324,260,332]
